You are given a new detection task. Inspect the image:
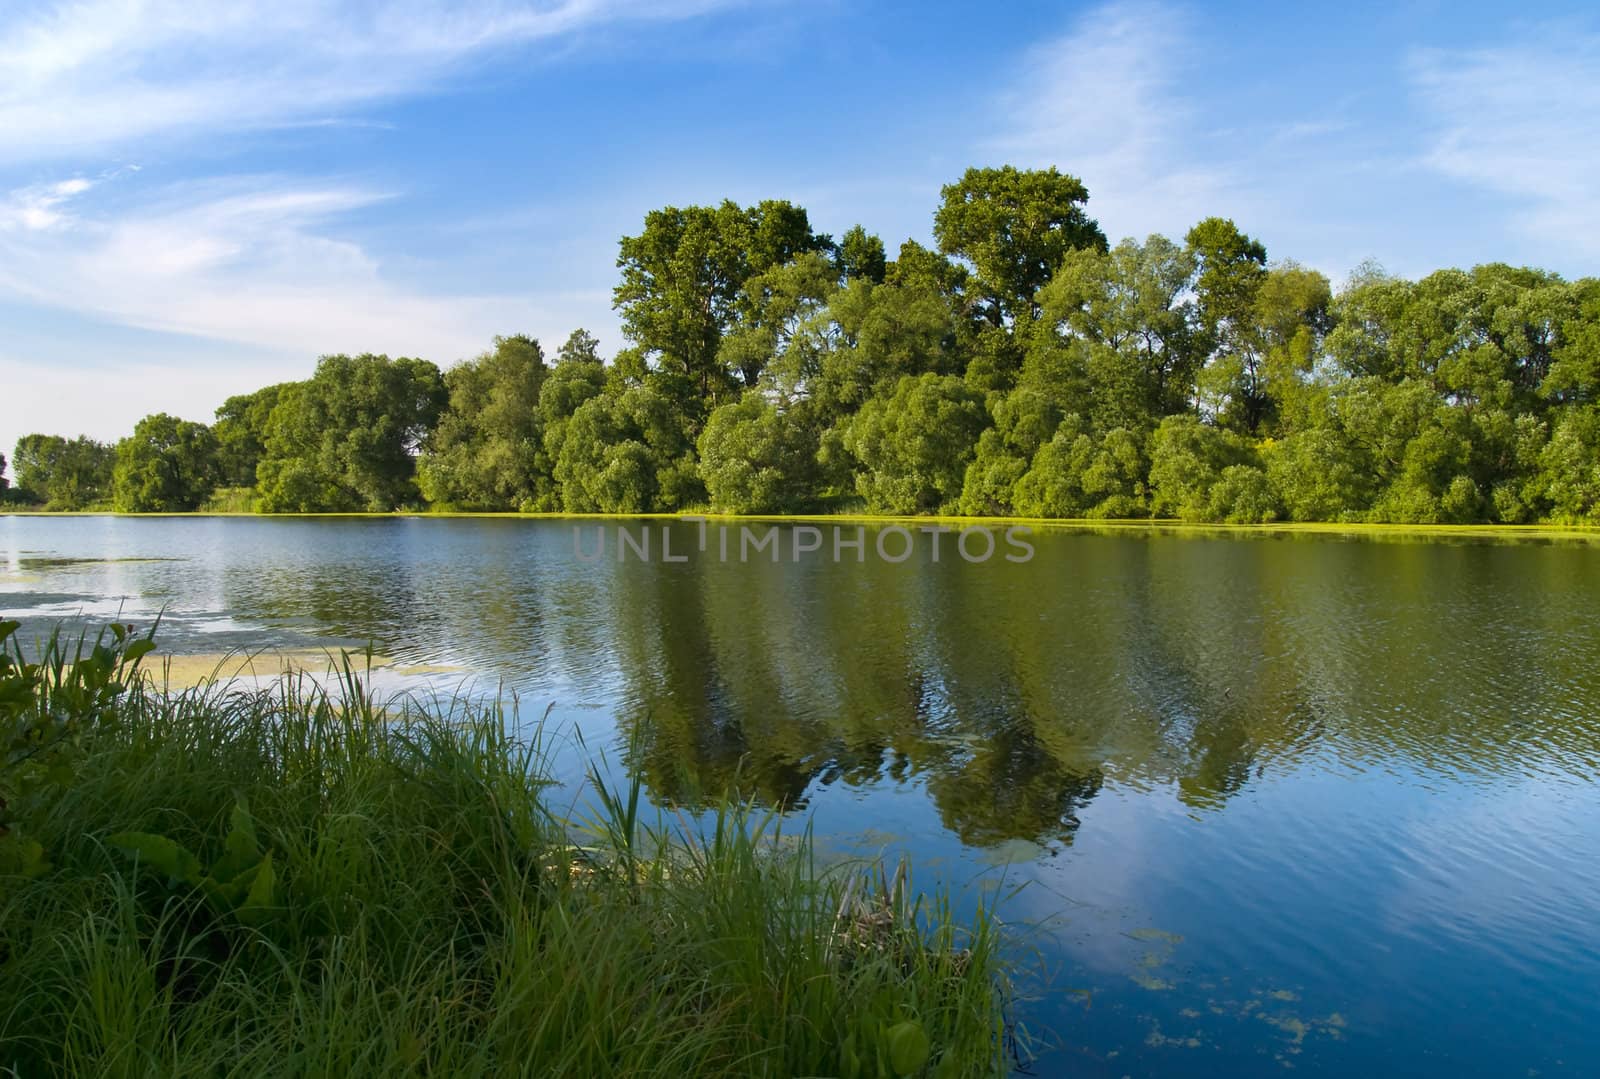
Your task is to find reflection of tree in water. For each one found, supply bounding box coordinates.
[620,653,1107,848]
[607,537,1325,836]
[1174,710,1256,810]
[607,549,843,809]
[922,717,1104,847]
[607,550,1110,843]
[600,524,1600,842]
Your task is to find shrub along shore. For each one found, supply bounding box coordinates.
[6,166,1600,526]
[0,624,1020,1077]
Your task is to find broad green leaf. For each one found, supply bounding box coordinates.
[0,837,50,880]
[238,852,277,925]
[109,832,202,885]
[886,1020,930,1077]
[200,874,248,911]
[212,798,260,883]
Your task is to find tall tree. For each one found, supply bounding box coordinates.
[1034,235,1201,431]
[213,384,286,488]
[418,335,549,510]
[837,225,887,284]
[933,165,1107,326]
[112,413,221,512]
[614,199,828,405]
[1186,217,1267,340]
[1186,217,1272,433]
[9,434,114,509]
[718,250,840,391]
[255,354,445,512]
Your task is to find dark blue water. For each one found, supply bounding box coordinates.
[4,514,1599,1076]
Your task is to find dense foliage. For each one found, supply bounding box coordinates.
[7,435,115,510]
[112,413,221,512]
[9,166,1600,523]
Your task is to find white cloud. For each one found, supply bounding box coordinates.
[0,176,96,231]
[984,1,1240,243]
[1411,24,1600,259]
[0,172,618,440]
[0,0,741,160]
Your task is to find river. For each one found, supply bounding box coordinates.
[4,514,1598,1076]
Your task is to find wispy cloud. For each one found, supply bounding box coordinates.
[1411,22,1600,259]
[0,176,95,231]
[0,0,740,160]
[984,1,1239,243]
[0,171,615,441]
[0,174,609,359]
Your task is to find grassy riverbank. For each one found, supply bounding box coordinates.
[0,626,1018,1077]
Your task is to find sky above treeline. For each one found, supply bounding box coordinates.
[2,0,1597,441]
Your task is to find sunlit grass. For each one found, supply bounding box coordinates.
[0,627,1022,1077]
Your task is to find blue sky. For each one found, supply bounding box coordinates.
[2,0,1598,443]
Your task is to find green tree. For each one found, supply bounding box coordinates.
[213,385,286,488]
[112,413,221,512]
[1537,407,1600,522]
[1371,419,1481,523]
[255,354,446,512]
[1323,376,1485,522]
[554,385,700,513]
[1012,420,1148,518]
[1205,464,1279,523]
[418,335,549,511]
[1250,263,1334,434]
[719,251,840,392]
[809,276,960,421]
[9,434,114,509]
[838,224,887,284]
[698,394,818,513]
[933,165,1107,325]
[840,374,987,514]
[1035,235,1200,431]
[614,200,827,405]
[959,387,1064,515]
[1186,217,1267,334]
[1262,429,1371,522]
[1184,218,1285,435]
[536,332,611,510]
[0,449,8,497]
[1327,263,1577,410]
[1146,415,1255,521]
[1545,279,1600,405]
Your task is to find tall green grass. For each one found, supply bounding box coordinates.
[0,624,1023,1077]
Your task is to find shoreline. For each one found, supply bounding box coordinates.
[6,507,1600,542]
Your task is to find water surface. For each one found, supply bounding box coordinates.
[4,515,1598,1076]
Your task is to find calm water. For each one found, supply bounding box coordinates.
[4,515,1599,1076]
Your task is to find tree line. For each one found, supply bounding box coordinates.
[6,165,1600,524]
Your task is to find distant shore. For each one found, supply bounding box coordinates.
[6,506,1600,543]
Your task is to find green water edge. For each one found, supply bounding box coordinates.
[6,507,1600,545]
